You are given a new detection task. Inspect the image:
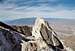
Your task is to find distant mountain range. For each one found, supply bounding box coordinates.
[5,18,36,25]
[5,17,75,25]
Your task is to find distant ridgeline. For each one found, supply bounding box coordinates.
[5,17,75,25]
[0,18,73,51]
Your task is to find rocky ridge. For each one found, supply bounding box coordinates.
[0,17,73,51]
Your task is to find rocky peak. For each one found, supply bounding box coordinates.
[32,17,66,50]
[0,18,73,51]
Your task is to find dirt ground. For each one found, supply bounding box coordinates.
[63,36,75,50]
[50,24,75,51]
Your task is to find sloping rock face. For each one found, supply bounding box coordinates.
[0,28,22,51]
[0,22,31,51]
[0,22,41,51]
[32,17,66,51]
[0,18,73,51]
[0,22,32,37]
[12,26,32,37]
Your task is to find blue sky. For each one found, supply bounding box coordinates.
[0,0,75,21]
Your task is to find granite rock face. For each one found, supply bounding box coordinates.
[0,18,73,51]
[12,26,32,36]
[0,22,31,51]
[32,17,66,51]
[0,28,22,51]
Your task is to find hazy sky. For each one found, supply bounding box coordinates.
[0,0,75,21]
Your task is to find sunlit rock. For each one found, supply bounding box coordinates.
[0,17,73,51]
